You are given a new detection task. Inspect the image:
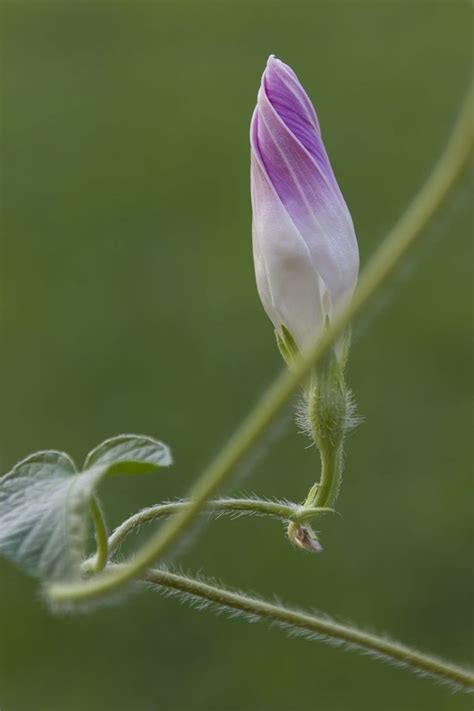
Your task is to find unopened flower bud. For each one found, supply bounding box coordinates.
[250,56,359,349]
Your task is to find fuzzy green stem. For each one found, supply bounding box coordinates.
[312,444,343,510]
[47,81,474,607]
[305,369,346,511]
[140,566,474,691]
[88,496,108,573]
[302,356,348,515]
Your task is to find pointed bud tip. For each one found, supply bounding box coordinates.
[265,54,283,72]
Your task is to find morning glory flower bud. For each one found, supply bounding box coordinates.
[250,56,359,350]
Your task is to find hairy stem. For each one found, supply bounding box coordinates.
[313,444,343,510]
[305,358,348,511]
[140,566,474,692]
[47,82,474,606]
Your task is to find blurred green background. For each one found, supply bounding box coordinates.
[0,1,472,710]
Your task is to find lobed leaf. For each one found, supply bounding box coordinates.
[84,434,172,475]
[0,435,172,582]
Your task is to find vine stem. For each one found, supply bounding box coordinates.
[138,566,473,691]
[312,443,344,510]
[48,81,474,606]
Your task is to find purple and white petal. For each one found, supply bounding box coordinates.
[251,146,323,348]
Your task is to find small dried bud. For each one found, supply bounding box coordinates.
[287,521,323,553]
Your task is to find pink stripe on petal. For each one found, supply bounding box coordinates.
[264,56,321,150]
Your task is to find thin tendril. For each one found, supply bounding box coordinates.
[90,498,331,566]
[88,496,108,573]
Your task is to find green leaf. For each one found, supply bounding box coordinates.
[83,434,173,475]
[0,435,173,582]
[0,451,97,581]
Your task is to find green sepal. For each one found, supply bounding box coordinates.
[275,324,299,367]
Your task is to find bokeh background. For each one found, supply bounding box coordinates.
[1,1,472,710]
